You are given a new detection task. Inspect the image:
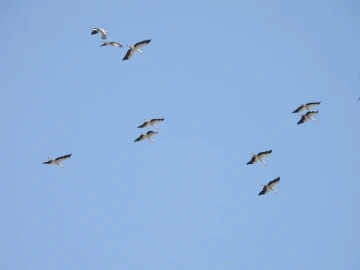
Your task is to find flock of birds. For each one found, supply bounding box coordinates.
[41,26,325,197]
[90,27,151,61]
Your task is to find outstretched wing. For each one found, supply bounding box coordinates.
[257,150,272,158]
[305,111,318,117]
[267,177,280,188]
[258,186,268,196]
[123,48,135,61]
[306,101,321,107]
[150,118,164,124]
[133,39,151,49]
[292,105,305,113]
[55,154,72,162]
[42,160,53,165]
[146,131,158,136]
[137,121,149,128]
[134,134,145,142]
[246,156,257,165]
[297,115,306,125]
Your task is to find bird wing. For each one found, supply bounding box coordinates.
[306,102,321,107]
[133,39,151,49]
[100,31,107,40]
[305,111,318,117]
[267,177,280,188]
[257,150,272,158]
[134,134,145,142]
[297,115,306,125]
[123,48,135,61]
[111,42,123,47]
[91,28,99,35]
[292,105,305,113]
[42,160,53,164]
[137,121,149,128]
[258,186,268,196]
[146,131,158,136]
[150,118,164,123]
[55,154,72,162]
[246,156,257,165]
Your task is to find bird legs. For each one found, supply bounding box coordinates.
[136,49,144,53]
[260,158,267,166]
[147,137,155,143]
[271,187,278,194]
[151,124,159,129]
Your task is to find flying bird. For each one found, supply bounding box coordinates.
[99,41,123,48]
[137,118,165,129]
[123,39,151,61]
[42,154,72,168]
[297,111,318,125]
[91,28,108,40]
[247,150,272,166]
[292,102,321,113]
[134,131,158,143]
[258,177,280,196]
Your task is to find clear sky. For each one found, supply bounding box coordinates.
[1,0,360,269]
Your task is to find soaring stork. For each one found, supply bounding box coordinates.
[134,131,158,143]
[100,42,123,48]
[292,102,321,113]
[247,150,272,166]
[42,154,72,168]
[258,177,280,196]
[91,28,108,40]
[297,111,318,125]
[123,39,151,61]
[137,118,165,129]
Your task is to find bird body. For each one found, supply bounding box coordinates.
[100,41,123,48]
[91,28,108,40]
[247,150,272,165]
[258,177,280,195]
[297,111,318,125]
[134,131,158,143]
[42,154,72,168]
[123,39,151,61]
[292,102,321,113]
[137,118,165,129]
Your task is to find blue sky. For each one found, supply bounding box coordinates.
[1,0,360,269]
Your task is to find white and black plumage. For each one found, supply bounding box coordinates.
[91,28,108,40]
[247,150,272,166]
[100,42,123,48]
[42,154,72,168]
[134,131,158,143]
[258,177,280,196]
[123,39,151,61]
[297,111,318,125]
[137,118,165,129]
[292,102,321,113]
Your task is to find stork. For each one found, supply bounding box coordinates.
[292,102,321,113]
[297,111,318,125]
[247,150,272,166]
[123,39,151,61]
[100,42,123,48]
[137,118,165,130]
[258,177,280,196]
[42,154,72,168]
[91,28,108,40]
[134,131,158,143]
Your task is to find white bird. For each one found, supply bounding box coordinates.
[134,131,158,143]
[91,28,108,40]
[100,41,123,48]
[292,102,321,113]
[297,111,318,125]
[247,150,272,166]
[137,118,165,129]
[258,177,280,196]
[123,39,151,61]
[42,154,72,168]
